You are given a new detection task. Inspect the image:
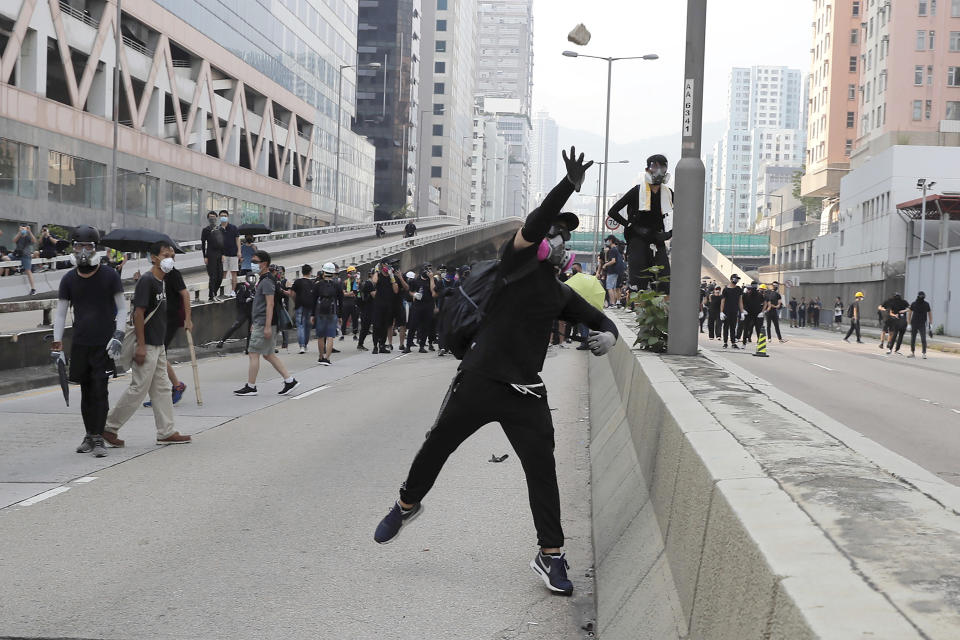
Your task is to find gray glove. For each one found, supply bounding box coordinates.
[587,330,616,356]
[106,330,124,360]
[757,312,764,319]
[719,312,726,321]
[414,291,424,301]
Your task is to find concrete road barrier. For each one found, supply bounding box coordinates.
[588,312,960,639]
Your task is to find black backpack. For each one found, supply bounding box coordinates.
[847,303,855,318]
[315,278,338,315]
[436,258,539,360]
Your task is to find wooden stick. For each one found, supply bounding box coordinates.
[185,329,202,406]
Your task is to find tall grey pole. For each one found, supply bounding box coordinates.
[919,181,927,290]
[594,59,613,267]
[667,0,707,355]
[110,0,121,229]
[594,165,603,271]
[333,65,345,227]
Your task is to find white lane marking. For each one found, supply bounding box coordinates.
[921,399,931,403]
[292,385,329,400]
[18,486,70,506]
[73,477,98,484]
[810,363,834,371]
[953,409,960,415]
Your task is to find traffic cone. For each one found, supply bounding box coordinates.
[754,333,769,357]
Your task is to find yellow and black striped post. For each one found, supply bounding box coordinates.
[754,332,769,357]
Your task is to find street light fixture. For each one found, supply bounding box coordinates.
[334,61,381,227]
[916,178,937,290]
[561,50,658,263]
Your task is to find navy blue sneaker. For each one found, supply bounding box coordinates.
[530,552,574,596]
[374,500,424,544]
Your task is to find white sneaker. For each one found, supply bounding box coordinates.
[298,347,306,354]
[922,353,928,359]
[227,291,237,297]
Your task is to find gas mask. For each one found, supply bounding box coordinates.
[160,257,175,274]
[73,242,97,272]
[537,225,575,271]
[644,165,670,186]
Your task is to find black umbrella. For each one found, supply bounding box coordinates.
[237,223,272,235]
[55,353,69,406]
[101,228,185,254]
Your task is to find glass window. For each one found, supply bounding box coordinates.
[951,31,960,51]
[920,0,928,15]
[431,145,443,157]
[207,191,236,215]
[947,101,960,120]
[436,19,446,31]
[915,65,924,85]
[954,0,960,16]
[437,0,447,9]
[116,169,158,217]
[433,103,444,115]
[930,30,936,49]
[430,166,442,178]
[0,138,38,198]
[848,84,856,100]
[846,111,855,127]
[949,67,960,86]
[851,29,859,44]
[849,56,857,72]
[913,100,923,120]
[48,151,105,209]
[432,124,443,136]
[853,1,860,15]
[435,61,445,74]
[239,200,265,224]
[166,181,201,224]
[270,208,291,231]
[435,40,446,52]
[433,82,445,94]
[917,30,926,49]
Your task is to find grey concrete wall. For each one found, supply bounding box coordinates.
[588,318,924,639]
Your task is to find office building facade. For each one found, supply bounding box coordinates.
[530,110,557,201]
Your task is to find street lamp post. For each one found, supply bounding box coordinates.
[917,178,936,292]
[334,62,381,228]
[666,0,707,355]
[592,160,629,271]
[562,50,658,265]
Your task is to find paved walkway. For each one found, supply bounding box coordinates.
[0,342,595,639]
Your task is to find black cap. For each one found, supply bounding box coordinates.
[555,211,579,231]
[72,225,100,244]
[605,234,619,242]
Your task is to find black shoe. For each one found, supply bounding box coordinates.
[723,343,728,348]
[576,344,590,351]
[843,337,849,342]
[339,335,345,341]
[372,345,379,354]
[76,435,94,454]
[438,349,447,356]
[318,358,332,367]
[357,345,369,351]
[353,334,358,341]
[278,379,301,395]
[731,343,740,349]
[216,341,224,349]
[857,340,864,343]
[332,347,341,353]
[530,552,573,596]
[428,344,436,352]
[418,346,428,353]
[234,384,258,396]
[374,500,424,544]
[385,345,393,353]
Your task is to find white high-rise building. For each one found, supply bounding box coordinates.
[709,66,808,233]
[471,107,509,223]
[416,0,478,222]
[476,0,534,218]
[531,111,559,201]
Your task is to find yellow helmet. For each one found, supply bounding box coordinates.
[758,283,767,290]
[855,291,864,298]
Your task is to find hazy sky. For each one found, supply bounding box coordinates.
[531,0,812,145]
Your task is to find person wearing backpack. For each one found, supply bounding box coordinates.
[290,264,317,354]
[217,273,256,352]
[374,147,619,597]
[313,262,343,365]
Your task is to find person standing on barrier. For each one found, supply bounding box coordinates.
[374,148,619,598]
[356,268,376,351]
[103,241,192,447]
[843,291,864,343]
[907,291,932,359]
[340,265,361,341]
[201,211,225,301]
[371,262,399,354]
[52,225,127,457]
[763,282,785,343]
[218,210,241,296]
[719,274,744,349]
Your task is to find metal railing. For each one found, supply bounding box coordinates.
[171,59,192,68]
[122,35,154,58]
[59,1,99,28]
[758,260,812,273]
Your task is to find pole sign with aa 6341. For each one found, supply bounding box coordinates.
[682,79,695,138]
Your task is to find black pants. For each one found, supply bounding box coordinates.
[221,311,251,351]
[341,298,359,336]
[69,343,110,436]
[626,240,668,291]
[722,314,738,344]
[888,318,907,351]
[742,316,764,343]
[798,312,806,327]
[399,370,563,548]
[910,324,928,353]
[845,319,861,341]
[708,312,720,339]
[765,311,782,340]
[357,303,373,347]
[407,304,434,348]
[372,304,393,348]
[206,253,223,299]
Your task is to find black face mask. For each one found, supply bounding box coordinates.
[77,264,97,274]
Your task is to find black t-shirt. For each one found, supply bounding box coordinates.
[459,239,611,385]
[374,273,396,307]
[165,268,186,327]
[132,272,167,346]
[221,224,240,256]
[58,266,123,346]
[910,300,931,324]
[291,277,316,310]
[765,291,782,309]
[360,279,376,305]
[605,245,625,275]
[720,286,742,313]
[410,277,434,306]
[709,293,722,313]
[885,297,909,316]
[743,291,765,315]
[789,299,797,311]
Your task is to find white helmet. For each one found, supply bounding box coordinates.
[322,262,336,274]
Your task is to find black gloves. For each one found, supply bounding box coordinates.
[563,146,593,192]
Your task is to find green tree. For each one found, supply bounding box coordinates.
[791,167,824,220]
